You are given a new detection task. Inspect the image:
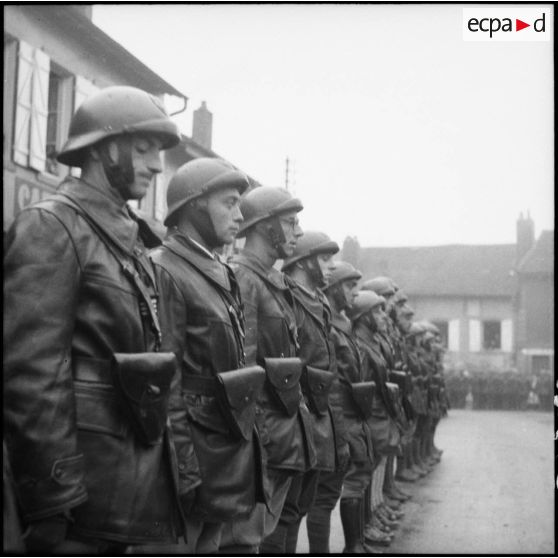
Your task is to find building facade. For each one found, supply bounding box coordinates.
[344,216,554,375]
[4,5,259,235]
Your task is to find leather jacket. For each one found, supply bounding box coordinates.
[353,323,401,457]
[230,251,315,473]
[4,177,184,544]
[290,284,350,472]
[150,233,263,522]
[329,312,374,465]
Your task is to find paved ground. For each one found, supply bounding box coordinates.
[297,410,554,555]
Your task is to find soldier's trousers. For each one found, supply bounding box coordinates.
[342,459,373,499]
[260,469,320,553]
[219,468,292,549]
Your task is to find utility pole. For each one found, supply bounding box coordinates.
[285,156,290,191]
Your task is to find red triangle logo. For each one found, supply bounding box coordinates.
[516,19,530,31]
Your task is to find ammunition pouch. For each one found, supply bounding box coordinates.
[216,366,266,441]
[389,370,411,396]
[350,381,376,419]
[264,357,302,417]
[386,382,401,402]
[112,352,177,446]
[302,366,335,417]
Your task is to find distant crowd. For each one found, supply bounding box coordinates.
[445,369,553,411]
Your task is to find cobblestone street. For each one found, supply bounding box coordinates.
[297,409,555,555]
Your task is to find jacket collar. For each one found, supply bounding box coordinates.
[164,232,231,291]
[331,310,352,334]
[57,177,140,254]
[232,250,290,291]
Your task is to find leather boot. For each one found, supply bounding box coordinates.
[383,488,406,503]
[340,498,367,554]
[377,507,399,528]
[396,468,419,482]
[307,507,331,554]
[383,495,402,510]
[381,500,404,518]
[365,523,392,546]
[284,518,302,555]
[372,514,393,535]
[392,483,412,500]
[412,440,428,476]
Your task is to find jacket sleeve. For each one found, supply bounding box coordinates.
[3,208,88,521]
[150,260,201,497]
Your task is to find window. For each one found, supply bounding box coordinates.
[13,40,49,170]
[45,65,73,176]
[432,321,449,348]
[482,320,501,350]
[12,40,73,175]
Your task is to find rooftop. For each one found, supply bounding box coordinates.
[356,243,517,297]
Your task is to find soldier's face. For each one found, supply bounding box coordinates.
[278,211,303,257]
[397,313,413,332]
[317,253,335,286]
[372,306,388,333]
[342,279,359,308]
[204,187,244,245]
[126,134,163,200]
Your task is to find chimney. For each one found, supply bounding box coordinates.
[516,211,535,265]
[192,101,213,150]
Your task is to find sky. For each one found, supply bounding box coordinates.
[93,3,554,248]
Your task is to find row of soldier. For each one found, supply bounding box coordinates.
[446,370,553,411]
[3,86,448,555]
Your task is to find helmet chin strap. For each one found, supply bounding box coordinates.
[98,136,134,195]
[266,217,288,259]
[301,257,326,289]
[184,201,222,250]
[327,283,347,312]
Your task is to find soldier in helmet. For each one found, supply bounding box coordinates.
[4,86,188,553]
[361,279,410,510]
[219,186,315,554]
[270,231,350,554]
[405,322,434,476]
[347,291,403,548]
[323,262,375,553]
[390,289,418,498]
[149,158,266,553]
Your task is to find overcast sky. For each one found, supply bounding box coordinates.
[93,3,553,248]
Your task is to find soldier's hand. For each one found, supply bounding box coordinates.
[23,513,69,552]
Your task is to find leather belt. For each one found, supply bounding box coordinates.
[73,356,113,384]
[182,373,217,396]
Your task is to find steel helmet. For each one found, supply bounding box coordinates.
[325,261,362,289]
[408,321,426,338]
[418,320,440,335]
[393,289,409,306]
[346,290,386,322]
[238,186,303,237]
[282,231,339,271]
[57,86,181,167]
[165,158,249,226]
[360,276,397,297]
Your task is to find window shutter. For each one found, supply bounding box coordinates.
[71,76,100,176]
[13,40,34,166]
[501,319,513,352]
[29,48,50,171]
[448,319,460,352]
[469,319,481,352]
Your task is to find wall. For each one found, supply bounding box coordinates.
[409,294,515,372]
